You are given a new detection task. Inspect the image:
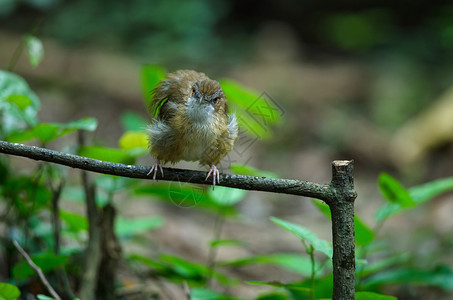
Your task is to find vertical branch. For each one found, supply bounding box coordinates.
[96,203,122,300]
[328,160,357,300]
[78,132,102,300]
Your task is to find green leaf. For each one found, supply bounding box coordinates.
[25,35,44,67]
[375,173,417,221]
[255,291,289,300]
[6,95,32,110]
[64,117,98,131]
[141,65,166,107]
[7,117,97,143]
[270,217,333,258]
[36,295,56,300]
[0,70,40,132]
[0,283,20,300]
[119,131,148,150]
[364,265,453,291]
[60,210,88,232]
[220,79,283,140]
[378,173,414,206]
[130,254,233,285]
[356,292,396,300]
[95,175,139,193]
[135,183,211,208]
[191,287,241,300]
[248,281,310,292]
[12,252,68,280]
[409,176,453,203]
[376,176,453,221]
[78,145,134,164]
[115,216,164,238]
[230,164,279,178]
[120,111,148,132]
[210,239,245,248]
[357,253,410,278]
[221,253,320,276]
[208,186,247,206]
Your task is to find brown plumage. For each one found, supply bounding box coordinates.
[147,70,238,188]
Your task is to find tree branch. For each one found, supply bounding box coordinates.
[13,240,62,300]
[0,141,334,202]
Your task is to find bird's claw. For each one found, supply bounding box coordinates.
[147,160,163,180]
[206,165,220,190]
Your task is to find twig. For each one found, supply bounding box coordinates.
[0,142,358,299]
[13,240,62,300]
[182,281,191,300]
[0,141,335,203]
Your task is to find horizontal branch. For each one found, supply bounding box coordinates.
[0,141,334,202]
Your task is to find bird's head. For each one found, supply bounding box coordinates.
[185,79,227,122]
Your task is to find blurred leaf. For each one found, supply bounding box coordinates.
[378,173,414,206]
[7,117,97,143]
[119,131,148,150]
[95,175,139,193]
[25,35,44,67]
[78,145,134,164]
[356,292,396,300]
[120,111,148,132]
[409,176,453,203]
[358,253,410,278]
[13,252,68,280]
[0,283,20,300]
[312,200,374,246]
[36,295,56,300]
[135,183,217,210]
[255,291,289,300]
[208,186,246,207]
[115,216,164,238]
[221,253,319,276]
[364,265,453,291]
[375,175,453,221]
[230,164,279,178]
[64,117,98,131]
[6,95,32,110]
[220,80,282,140]
[375,173,415,221]
[287,274,333,299]
[129,254,233,285]
[60,210,88,232]
[271,217,333,258]
[322,11,393,51]
[142,65,166,107]
[210,239,245,248]
[248,281,310,293]
[0,70,40,132]
[191,287,241,300]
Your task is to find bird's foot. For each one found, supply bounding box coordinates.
[206,164,220,190]
[147,159,163,180]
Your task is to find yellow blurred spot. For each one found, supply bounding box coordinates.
[119,131,148,150]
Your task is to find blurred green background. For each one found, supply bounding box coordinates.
[1,0,453,299]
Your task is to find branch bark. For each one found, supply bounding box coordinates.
[0,141,358,298]
[0,141,334,202]
[328,160,357,300]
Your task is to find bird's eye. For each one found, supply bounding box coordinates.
[192,88,196,95]
[212,97,219,104]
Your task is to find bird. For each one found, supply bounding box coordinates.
[147,70,238,189]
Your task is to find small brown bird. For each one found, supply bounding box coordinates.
[147,70,238,188]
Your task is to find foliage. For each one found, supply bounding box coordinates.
[1,37,453,300]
